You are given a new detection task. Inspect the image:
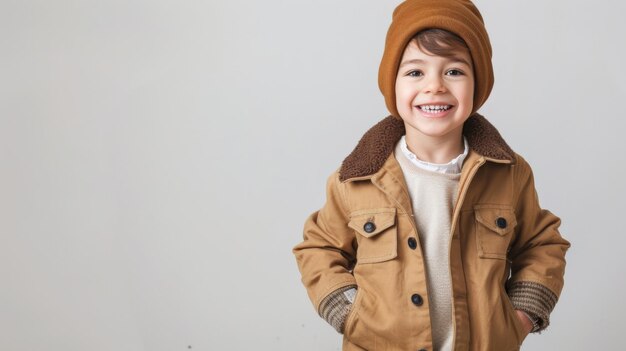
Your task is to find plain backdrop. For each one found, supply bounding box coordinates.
[1,0,624,350]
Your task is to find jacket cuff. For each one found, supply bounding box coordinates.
[318,285,357,333]
[507,281,558,333]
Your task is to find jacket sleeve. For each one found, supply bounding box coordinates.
[293,170,358,324]
[507,155,571,332]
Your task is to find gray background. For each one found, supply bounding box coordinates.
[1,0,624,350]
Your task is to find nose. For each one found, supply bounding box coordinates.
[423,74,446,94]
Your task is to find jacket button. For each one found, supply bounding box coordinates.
[408,237,417,250]
[411,293,423,306]
[496,217,507,229]
[363,221,376,233]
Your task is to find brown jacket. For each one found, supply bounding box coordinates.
[293,114,570,351]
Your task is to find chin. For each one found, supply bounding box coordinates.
[404,119,458,134]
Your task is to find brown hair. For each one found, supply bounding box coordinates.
[413,28,471,61]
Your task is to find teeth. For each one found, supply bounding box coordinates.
[420,105,451,112]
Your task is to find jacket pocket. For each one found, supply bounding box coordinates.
[342,286,373,349]
[501,285,528,348]
[343,287,362,338]
[474,204,517,260]
[348,207,397,264]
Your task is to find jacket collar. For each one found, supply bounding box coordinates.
[339,113,516,182]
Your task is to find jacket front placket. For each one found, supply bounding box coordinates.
[449,149,514,350]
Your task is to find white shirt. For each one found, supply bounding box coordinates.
[399,135,469,174]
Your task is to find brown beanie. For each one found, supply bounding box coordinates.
[378,0,494,118]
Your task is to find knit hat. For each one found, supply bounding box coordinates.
[378,0,494,118]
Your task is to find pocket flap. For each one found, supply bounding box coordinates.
[474,205,517,236]
[348,207,396,238]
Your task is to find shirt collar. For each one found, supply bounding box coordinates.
[399,135,469,175]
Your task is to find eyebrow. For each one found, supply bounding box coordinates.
[399,56,472,69]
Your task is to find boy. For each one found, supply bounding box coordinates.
[293,1,570,350]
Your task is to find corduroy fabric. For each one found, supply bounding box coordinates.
[507,281,559,332]
[378,0,494,118]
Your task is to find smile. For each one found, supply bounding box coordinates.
[418,104,452,112]
[416,104,454,118]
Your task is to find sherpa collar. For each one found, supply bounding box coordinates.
[339,114,516,182]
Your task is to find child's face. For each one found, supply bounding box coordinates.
[395,40,474,141]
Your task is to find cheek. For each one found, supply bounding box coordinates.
[457,83,474,109]
[395,81,416,106]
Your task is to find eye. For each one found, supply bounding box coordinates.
[446,69,464,76]
[406,70,423,77]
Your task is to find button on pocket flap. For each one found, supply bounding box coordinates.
[474,206,517,236]
[349,208,398,264]
[348,207,396,238]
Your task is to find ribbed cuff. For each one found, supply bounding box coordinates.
[507,281,558,333]
[318,285,357,333]
[519,310,540,333]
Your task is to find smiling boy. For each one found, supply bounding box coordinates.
[395,36,474,164]
[293,1,570,350]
